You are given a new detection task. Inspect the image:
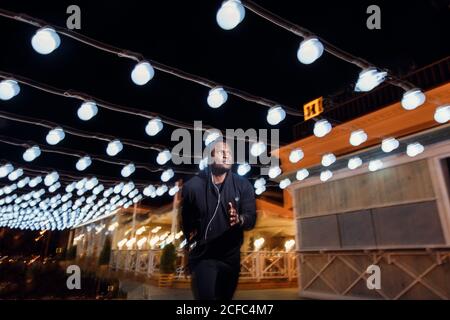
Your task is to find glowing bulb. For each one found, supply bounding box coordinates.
[297,37,324,64]
[161,169,174,182]
[268,166,281,179]
[28,176,42,188]
[31,27,61,55]
[23,145,41,162]
[321,153,336,167]
[289,148,304,163]
[0,80,20,100]
[313,119,332,138]
[296,168,309,181]
[381,138,399,153]
[250,141,266,157]
[46,127,65,145]
[320,170,333,182]
[349,129,368,146]
[204,129,222,146]
[406,142,424,157]
[143,185,155,197]
[169,185,180,196]
[131,61,154,85]
[156,185,168,196]
[279,178,291,189]
[347,157,362,170]
[254,178,266,189]
[77,101,98,121]
[401,89,425,110]
[355,68,387,92]
[121,163,135,178]
[207,87,228,108]
[145,118,163,136]
[368,159,383,172]
[216,0,245,30]
[76,156,92,171]
[267,106,286,125]
[106,140,123,156]
[44,171,59,186]
[156,149,172,165]
[255,186,266,195]
[0,163,14,178]
[237,163,251,176]
[434,105,449,123]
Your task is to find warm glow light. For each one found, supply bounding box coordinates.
[355,68,387,92]
[216,0,245,30]
[297,37,324,64]
[401,89,425,110]
[381,137,399,153]
[131,61,155,85]
[31,27,61,54]
[207,87,228,108]
[313,119,332,138]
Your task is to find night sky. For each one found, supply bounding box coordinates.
[0,0,449,205]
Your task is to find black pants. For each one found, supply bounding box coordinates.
[190,258,240,300]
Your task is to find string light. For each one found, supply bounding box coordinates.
[320,170,333,182]
[381,137,399,153]
[289,148,304,163]
[106,140,123,156]
[76,156,92,171]
[434,105,449,123]
[77,101,98,121]
[0,79,20,100]
[349,129,368,146]
[255,185,266,195]
[156,149,172,165]
[160,169,174,182]
[296,168,309,181]
[267,106,286,125]
[368,159,383,172]
[31,27,60,55]
[0,163,14,178]
[313,119,332,138]
[297,37,324,64]
[354,68,387,92]
[279,178,291,189]
[46,127,65,145]
[237,163,251,176]
[44,171,59,186]
[254,177,266,189]
[168,185,180,196]
[250,141,266,157]
[216,0,245,30]
[207,87,228,108]
[131,61,155,85]
[401,89,426,110]
[268,165,281,179]
[121,163,135,178]
[321,153,336,167]
[204,129,222,146]
[145,118,163,136]
[406,142,424,157]
[23,145,41,162]
[347,157,362,170]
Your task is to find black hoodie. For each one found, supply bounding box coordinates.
[180,167,257,266]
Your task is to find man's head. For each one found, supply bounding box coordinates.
[209,140,233,175]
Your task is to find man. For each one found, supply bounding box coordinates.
[180,139,257,300]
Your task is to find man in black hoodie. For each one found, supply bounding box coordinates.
[180,139,257,300]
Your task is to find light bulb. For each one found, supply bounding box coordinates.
[161,169,174,182]
[207,87,228,108]
[321,153,336,167]
[255,185,266,195]
[401,89,425,110]
[44,171,59,186]
[368,159,383,172]
[169,185,180,196]
[23,145,41,162]
[268,166,281,179]
[250,141,266,157]
[0,80,20,100]
[355,68,387,92]
[46,127,65,145]
[313,119,332,138]
[31,27,61,55]
[434,105,450,123]
[297,37,324,64]
[156,185,168,196]
[216,0,245,30]
[254,177,266,189]
[204,129,222,146]
[349,129,368,146]
[121,163,135,178]
[279,178,291,190]
[145,118,163,136]
[0,163,14,178]
[320,170,333,182]
[106,140,123,156]
[143,185,156,197]
[76,156,92,171]
[267,105,286,125]
[296,169,309,181]
[381,138,399,153]
[77,101,98,121]
[289,148,304,163]
[347,157,362,170]
[406,142,424,157]
[156,149,172,165]
[237,163,251,176]
[131,61,155,85]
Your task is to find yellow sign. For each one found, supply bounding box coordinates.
[303,97,323,121]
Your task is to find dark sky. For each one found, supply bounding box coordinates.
[0,0,449,204]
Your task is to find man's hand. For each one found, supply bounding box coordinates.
[228,202,241,227]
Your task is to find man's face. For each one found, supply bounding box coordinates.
[211,141,233,171]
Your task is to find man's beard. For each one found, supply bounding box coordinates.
[211,163,231,176]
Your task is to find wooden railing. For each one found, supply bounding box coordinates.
[109,249,298,281]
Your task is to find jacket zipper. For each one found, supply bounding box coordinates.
[204,182,221,240]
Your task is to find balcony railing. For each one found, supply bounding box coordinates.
[109,249,298,282]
